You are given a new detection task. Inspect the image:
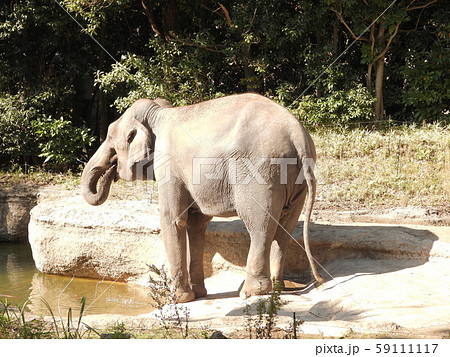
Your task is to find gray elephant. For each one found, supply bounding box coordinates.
[81,93,324,302]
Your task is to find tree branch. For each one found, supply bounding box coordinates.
[331,8,369,42]
[376,22,400,60]
[141,0,163,38]
[218,3,232,27]
[407,0,438,11]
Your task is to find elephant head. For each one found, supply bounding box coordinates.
[81,99,163,206]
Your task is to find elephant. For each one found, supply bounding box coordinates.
[81,93,324,302]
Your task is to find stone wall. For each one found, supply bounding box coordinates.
[0,185,38,242]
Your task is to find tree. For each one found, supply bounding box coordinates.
[329,0,440,120]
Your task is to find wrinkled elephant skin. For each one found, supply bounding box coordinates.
[81,93,324,302]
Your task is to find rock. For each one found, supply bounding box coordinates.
[209,330,228,339]
[28,193,450,285]
[0,185,38,242]
[29,195,165,282]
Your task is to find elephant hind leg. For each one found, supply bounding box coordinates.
[239,203,283,299]
[187,210,212,298]
[270,188,307,288]
[270,215,300,289]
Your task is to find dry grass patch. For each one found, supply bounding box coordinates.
[312,124,450,208]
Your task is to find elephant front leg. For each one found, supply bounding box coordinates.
[160,213,195,303]
[187,211,212,298]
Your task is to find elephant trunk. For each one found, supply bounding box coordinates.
[81,141,117,206]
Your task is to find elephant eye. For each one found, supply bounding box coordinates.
[127,129,137,144]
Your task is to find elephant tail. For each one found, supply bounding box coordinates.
[301,159,324,285]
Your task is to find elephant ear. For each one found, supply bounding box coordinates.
[131,100,158,151]
[132,119,154,155]
[126,119,155,181]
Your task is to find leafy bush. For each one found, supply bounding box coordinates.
[0,94,38,164]
[295,84,375,128]
[0,93,94,169]
[32,116,94,167]
[400,41,450,123]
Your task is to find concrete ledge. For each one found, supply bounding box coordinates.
[28,194,450,285]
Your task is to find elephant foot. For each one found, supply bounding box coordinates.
[271,277,285,291]
[192,284,207,299]
[239,276,272,299]
[174,289,195,303]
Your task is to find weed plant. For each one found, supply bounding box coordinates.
[40,296,93,338]
[147,264,191,338]
[244,285,287,339]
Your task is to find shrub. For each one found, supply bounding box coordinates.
[295,84,375,128]
[0,93,94,170]
[32,115,94,168]
[0,94,38,165]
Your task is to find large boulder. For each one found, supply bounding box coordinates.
[28,194,448,286]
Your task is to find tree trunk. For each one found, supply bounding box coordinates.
[374,23,386,120]
[98,26,108,142]
[163,0,178,39]
[141,0,178,40]
[332,23,339,50]
[374,55,385,121]
[241,43,259,92]
[366,22,376,89]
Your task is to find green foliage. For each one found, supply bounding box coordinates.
[0,93,94,169]
[296,84,375,127]
[400,42,450,123]
[244,285,287,339]
[60,0,132,35]
[96,39,218,111]
[0,299,52,338]
[1,0,449,171]
[0,94,38,163]
[32,115,94,166]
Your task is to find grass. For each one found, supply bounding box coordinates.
[0,296,209,339]
[0,165,80,189]
[0,300,52,338]
[312,124,450,209]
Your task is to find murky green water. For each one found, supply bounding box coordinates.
[0,243,155,317]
